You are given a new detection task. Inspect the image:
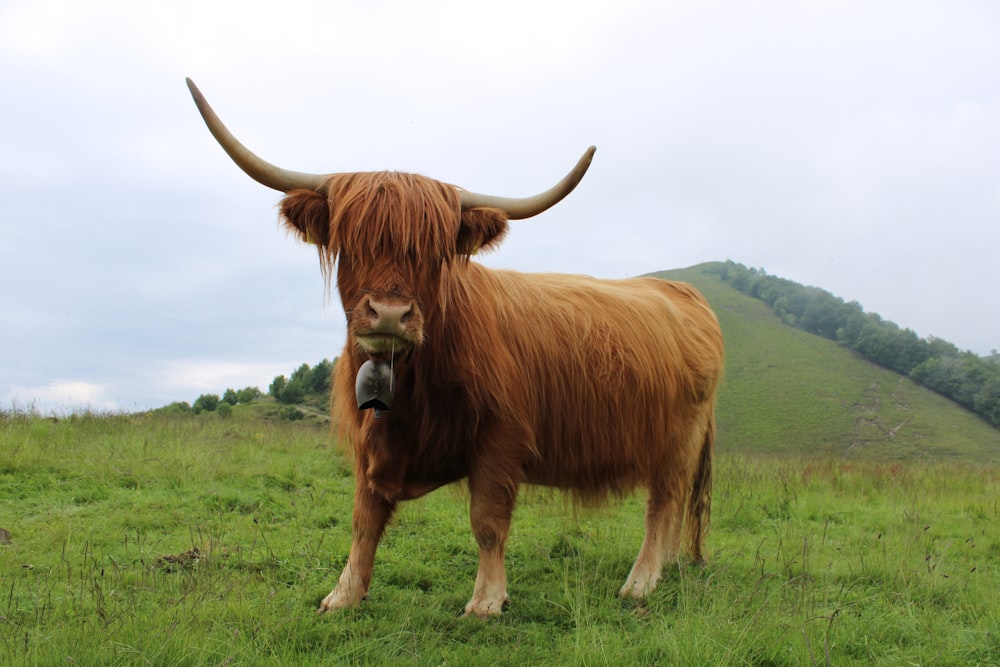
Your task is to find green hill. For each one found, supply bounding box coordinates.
[652,264,1000,461]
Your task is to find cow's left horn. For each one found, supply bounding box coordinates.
[459,146,596,220]
[186,78,330,193]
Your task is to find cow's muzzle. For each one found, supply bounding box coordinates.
[353,296,422,357]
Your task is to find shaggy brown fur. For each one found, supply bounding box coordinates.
[277,171,724,617]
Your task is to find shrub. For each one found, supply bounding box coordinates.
[192,394,220,414]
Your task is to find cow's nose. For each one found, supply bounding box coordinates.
[367,299,413,334]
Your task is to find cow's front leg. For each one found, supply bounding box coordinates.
[318,480,396,613]
[464,473,517,618]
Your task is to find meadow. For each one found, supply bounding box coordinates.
[1,411,997,665]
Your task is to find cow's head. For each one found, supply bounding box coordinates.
[186,79,594,361]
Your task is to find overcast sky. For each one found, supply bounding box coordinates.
[2,0,998,413]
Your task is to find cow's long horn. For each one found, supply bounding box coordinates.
[186,78,330,193]
[459,146,596,219]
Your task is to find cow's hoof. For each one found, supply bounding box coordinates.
[317,589,366,614]
[618,579,655,600]
[462,595,508,619]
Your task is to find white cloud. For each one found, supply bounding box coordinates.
[4,380,118,414]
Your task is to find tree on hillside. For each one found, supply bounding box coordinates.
[218,386,263,406]
[192,393,220,414]
[269,375,287,399]
[281,364,309,404]
[973,373,1000,425]
[309,359,333,394]
[278,379,306,404]
[236,386,263,403]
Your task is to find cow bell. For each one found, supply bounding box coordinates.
[356,359,394,418]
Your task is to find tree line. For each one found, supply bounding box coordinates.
[158,359,335,420]
[708,261,1000,428]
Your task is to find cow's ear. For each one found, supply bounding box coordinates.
[280,190,331,248]
[457,207,508,256]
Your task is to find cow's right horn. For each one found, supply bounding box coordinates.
[186,78,331,194]
[459,146,596,220]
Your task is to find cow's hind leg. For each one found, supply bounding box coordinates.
[619,480,683,599]
[318,481,396,613]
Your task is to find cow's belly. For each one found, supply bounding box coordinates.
[521,446,642,495]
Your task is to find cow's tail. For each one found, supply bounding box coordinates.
[685,416,714,563]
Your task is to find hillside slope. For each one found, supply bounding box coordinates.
[651,264,1000,461]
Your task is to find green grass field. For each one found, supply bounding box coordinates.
[2,412,998,665]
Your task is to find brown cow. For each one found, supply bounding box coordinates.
[187,79,724,618]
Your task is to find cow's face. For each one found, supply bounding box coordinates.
[338,250,429,361]
[279,174,508,361]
